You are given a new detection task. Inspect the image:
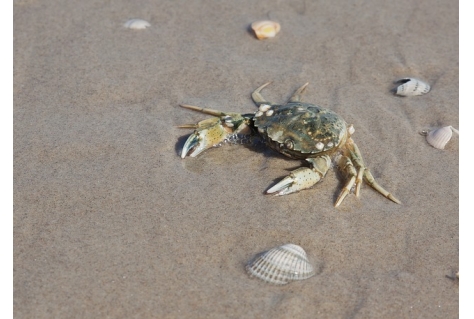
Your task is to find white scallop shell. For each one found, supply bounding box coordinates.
[394,78,430,96]
[124,19,151,30]
[251,20,281,40]
[246,244,315,285]
[423,126,459,149]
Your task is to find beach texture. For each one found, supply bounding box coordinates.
[14,0,458,318]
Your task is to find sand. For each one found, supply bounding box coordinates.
[14,0,459,318]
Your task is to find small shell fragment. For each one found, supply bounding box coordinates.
[124,19,151,30]
[421,126,459,149]
[246,244,315,285]
[394,78,430,96]
[251,20,281,40]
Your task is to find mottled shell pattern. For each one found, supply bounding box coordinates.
[246,244,315,285]
[422,126,459,150]
[394,78,430,96]
[251,20,281,40]
[253,102,348,159]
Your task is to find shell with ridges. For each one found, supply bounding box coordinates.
[423,126,459,149]
[251,20,281,40]
[394,78,430,96]
[246,244,315,285]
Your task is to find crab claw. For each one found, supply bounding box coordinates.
[179,104,254,158]
[180,117,228,158]
[181,132,203,158]
[267,167,322,196]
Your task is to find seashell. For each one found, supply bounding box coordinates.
[124,19,151,30]
[246,244,315,285]
[421,126,459,149]
[394,78,430,96]
[251,20,281,40]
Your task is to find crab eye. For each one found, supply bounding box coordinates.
[285,139,294,150]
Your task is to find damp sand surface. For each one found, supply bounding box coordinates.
[14,0,458,318]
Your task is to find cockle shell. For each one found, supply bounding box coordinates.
[394,78,430,96]
[246,244,315,285]
[251,20,281,40]
[124,19,151,30]
[422,126,459,149]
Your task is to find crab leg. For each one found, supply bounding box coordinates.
[289,82,309,102]
[267,156,331,196]
[341,140,365,197]
[251,82,275,106]
[179,104,227,117]
[347,139,401,204]
[335,155,358,207]
[363,170,401,204]
[354,167,365,197]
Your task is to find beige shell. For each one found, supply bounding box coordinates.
[422,126,459,149]
[124,19,151,30]
[251,20,281,40]
[246,244,315,285]
[394,78,430,96]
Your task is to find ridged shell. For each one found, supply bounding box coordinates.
[246,244,315,285]
[251,20,281,40]
[424,126,459,149]
[124,19,151,30]
[394,78,430,96]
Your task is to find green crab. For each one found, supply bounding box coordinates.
[179,82,401,207]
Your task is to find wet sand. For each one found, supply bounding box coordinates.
[14,0,458,318]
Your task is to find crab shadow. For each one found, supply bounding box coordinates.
[176,133,350,202]
[175,133,284,160]
[175,134,191,157]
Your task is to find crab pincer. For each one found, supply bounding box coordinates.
[178,104,254,158]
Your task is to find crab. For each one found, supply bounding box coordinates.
[178,82,401,207]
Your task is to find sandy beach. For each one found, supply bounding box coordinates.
[14,0,458,318]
